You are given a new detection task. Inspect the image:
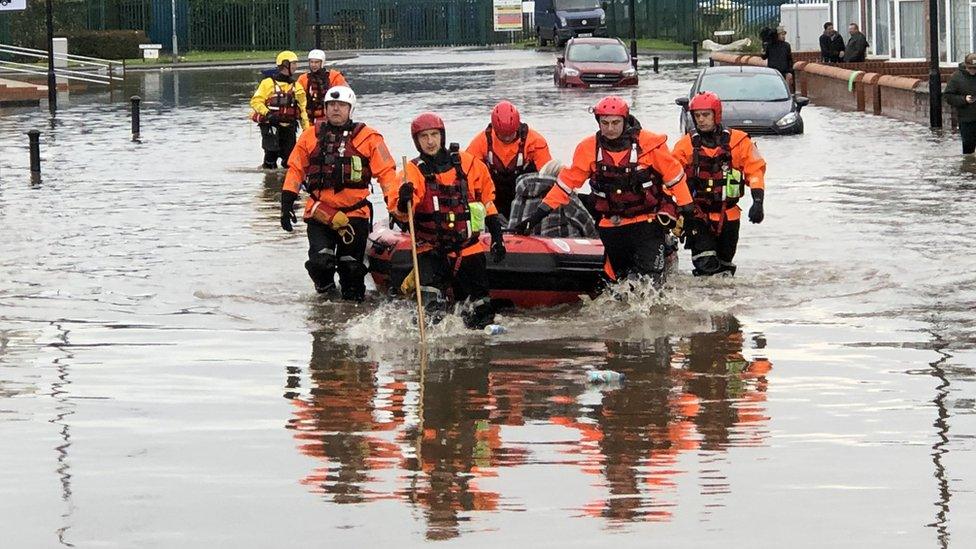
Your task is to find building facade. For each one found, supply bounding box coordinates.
[821,0,974,63]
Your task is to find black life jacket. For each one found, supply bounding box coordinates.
[413,145,479,252]
[687,128,743,213]
[589,130,666,219]
[305,122,372,203]
[305,70,332,122]
[265,79,299,124]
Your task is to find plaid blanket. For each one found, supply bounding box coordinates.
[506,173,598,238]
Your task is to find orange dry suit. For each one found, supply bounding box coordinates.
[284,120,398,222]
[466,124,552,218]
[671,127,765,233]
[391,147,497,258]
[297,69,350,124]
[542,127,692,227]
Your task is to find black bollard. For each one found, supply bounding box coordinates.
[130,95,141,141]
[28,129,41,183]
[653,56,659,73]
[692,40,699,66]
[709,57,715,67]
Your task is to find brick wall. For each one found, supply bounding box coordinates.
[711,52,959,129]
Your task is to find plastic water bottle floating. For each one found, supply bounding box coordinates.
[587,370,624,384]
[484,324,507,336]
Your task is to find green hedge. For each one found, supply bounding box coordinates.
[62,29,149,59]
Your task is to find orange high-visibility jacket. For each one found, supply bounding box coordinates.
[284,122,398,220]
[671,128,765,222]
[466,126,553,179]
[542,130,692,228]
[390,151,497,257]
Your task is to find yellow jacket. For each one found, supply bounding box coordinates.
[249,76,310,129]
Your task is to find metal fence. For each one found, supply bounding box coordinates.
[7,0,522,52]
[3,0,786,53]
[604,0,786,45]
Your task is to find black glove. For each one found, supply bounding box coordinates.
[486,214,506,262]
[280,190,298,232]
[397,182,414,214]
[748,188,765,224]
[265,112,280,125]
[513,205,552,236]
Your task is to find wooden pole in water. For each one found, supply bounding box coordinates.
[402,156,427,347]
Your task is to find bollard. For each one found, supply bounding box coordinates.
[652,56,659,74]
[27,130,41,178]
[709,57,715,67]
[130,95,141,141]
[692,41,699,66]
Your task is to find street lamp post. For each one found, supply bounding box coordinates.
[628,0,637,69]
[315,0,322,50]
[171,0,179,60]
[45,0,56,113]
[928,0,942,128]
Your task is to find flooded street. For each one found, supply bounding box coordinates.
[1,48,975,547]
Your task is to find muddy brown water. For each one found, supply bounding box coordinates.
[1,48,974,548]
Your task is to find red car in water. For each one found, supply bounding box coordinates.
[554,37,638,88]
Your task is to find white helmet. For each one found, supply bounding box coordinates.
[324,86,356,113]
[308,49,326,62]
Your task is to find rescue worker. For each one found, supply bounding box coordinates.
[466,101,552,220]
[514,96,693,284]
[280,86,398,301]
[391,112,505,330]
[297,49,350,126]
[250,50,310,169]
[671,92,766,276]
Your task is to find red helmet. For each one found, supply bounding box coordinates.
[411,112,446,153]
[410,112,445,136]
[592,95,629,118]
[688,91,723,125]
[491,100,521,136]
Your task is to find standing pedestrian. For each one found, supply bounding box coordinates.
[819,22,845,63]
[762,26,795,91]
[843,23,869,62]
[944,53,976,155]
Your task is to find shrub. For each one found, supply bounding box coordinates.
[63,30,149,60]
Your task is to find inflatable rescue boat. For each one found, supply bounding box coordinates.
[367,227,607,309]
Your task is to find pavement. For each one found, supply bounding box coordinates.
[122,52,359,72]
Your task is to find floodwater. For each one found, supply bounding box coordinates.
[1,48,974,548]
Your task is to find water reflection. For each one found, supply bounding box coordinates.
[286,315,772,537]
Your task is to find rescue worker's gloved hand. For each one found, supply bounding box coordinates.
[486,215,506,263]
[748,188,765,224]
[514,205,552,236]
[397,182,414,214]
[266,112,280,125]
[280,190,298,232]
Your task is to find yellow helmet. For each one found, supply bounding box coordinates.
[275,50,299,66]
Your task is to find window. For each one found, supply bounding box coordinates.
[566,42,629,62]
[699,73,791,102]
[899,0,925,58]
[951,0,970,62]
[875,0,891,56]
[836,0,859,35]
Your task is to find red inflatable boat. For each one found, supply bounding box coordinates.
[367,227,608,309]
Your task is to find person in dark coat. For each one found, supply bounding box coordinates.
[944,53,976,154]
[819,22,845,62]
[843,23,868,62]
[761,26,794,91]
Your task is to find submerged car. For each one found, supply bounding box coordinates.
[676,66,809,135]
[555,37,638,88]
